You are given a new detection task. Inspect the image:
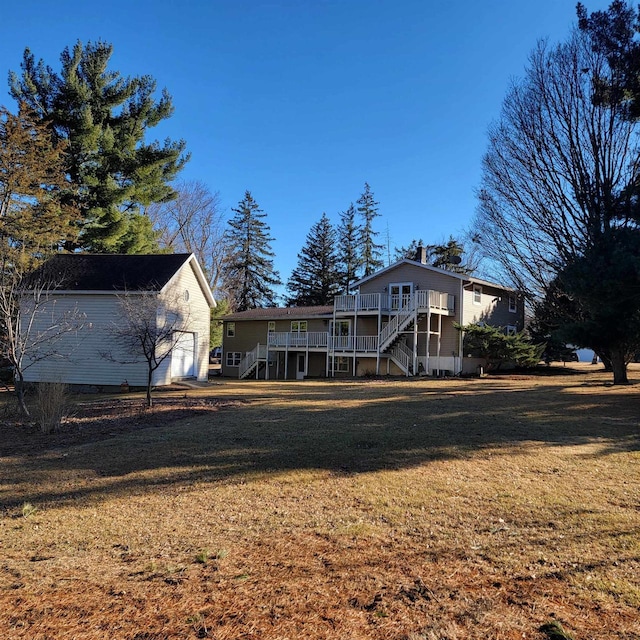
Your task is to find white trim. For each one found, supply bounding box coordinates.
[473,285,482,305]
[162,254,216,308]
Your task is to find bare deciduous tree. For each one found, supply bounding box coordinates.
[474,29,640,383]
[101,292,192,407]
[2,263,86,416]
[148,180,227,297]
[475,34,639,295]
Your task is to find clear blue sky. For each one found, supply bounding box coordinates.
[0,0,612,291]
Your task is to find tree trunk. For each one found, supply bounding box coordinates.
[597,350,613,372]
[14,372,30,417]
[609,349,629,385]
[146,367,153,408]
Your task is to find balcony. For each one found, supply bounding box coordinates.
[267,331,328,349]
[266,332,379,353]
[334,290,454,315]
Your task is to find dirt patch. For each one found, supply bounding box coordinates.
[0,395,243,457]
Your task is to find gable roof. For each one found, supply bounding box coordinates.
[224,306,334,321]
[28,253,216,306]
[353,259,515,291]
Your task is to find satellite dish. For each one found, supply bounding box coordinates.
[449,255,462,265]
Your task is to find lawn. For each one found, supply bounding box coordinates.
[0,365,639,639]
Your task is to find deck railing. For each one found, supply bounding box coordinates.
[390,341,413,375]
[335,290,454,314]
[330,335,378,352]
[267,331,328,348]
[334,292,381,312]
[239,343,268,379]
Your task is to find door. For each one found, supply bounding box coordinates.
[389,283,413,310]
[171,332,196,378]
[296,353,306,380]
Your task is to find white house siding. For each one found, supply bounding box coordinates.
[22,294,154,386]
[22,260,212,387]
[160,261,211,382]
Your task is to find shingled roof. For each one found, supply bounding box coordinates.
[30,253,194,292]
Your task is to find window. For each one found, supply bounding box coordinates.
[508,296,517,313]
[226,322,236,337]
[183,289,190,302]
[473,285,482,305]
[291,320,307,332]
[331,319,351,350]
[331,356,350,372]
[267,321,275,333]
[331,320,351,336]
[506,325,517,336]
[226,351,241,366]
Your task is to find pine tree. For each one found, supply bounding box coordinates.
[336,203,362,292]
[356,182,384,276]
[0,104,79,267]
[224,191,281,311]
[9,41,188,253]
[286,213,341,306]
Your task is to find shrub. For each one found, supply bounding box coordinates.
[34,382,70,434]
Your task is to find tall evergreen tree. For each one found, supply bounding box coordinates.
[286,213,341,306]
[356,182,384,276]
[0,103,79,267]
[9,41,188,253]
[336,203,362,293]
[224,191,281,311]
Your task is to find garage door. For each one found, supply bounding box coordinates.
[171,332,196,378]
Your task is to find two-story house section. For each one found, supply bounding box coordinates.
[221,252,524,379]
[222,306,334,380]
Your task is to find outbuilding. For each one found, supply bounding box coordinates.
[21,253,215,388]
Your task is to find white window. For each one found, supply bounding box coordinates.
[226,351,241,366]
[508,295,517,313]
[506,325,517,336]
[473,285,482,305]
[331,356,350,372]
[267,321,275,333]
[389,282,413,310]
[226,322,236,337]
[291,320,307,332]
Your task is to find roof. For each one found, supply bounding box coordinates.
[224,305,334,321]
[26,253,216,306]
[353,259,516,292]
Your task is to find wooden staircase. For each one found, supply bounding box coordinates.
[239,344,268,379]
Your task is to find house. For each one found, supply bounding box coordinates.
[21,253,215,388]
[222,252,524,379]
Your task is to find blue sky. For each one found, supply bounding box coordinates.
[0,0,612,290]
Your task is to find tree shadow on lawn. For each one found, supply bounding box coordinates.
[1,375,639,509]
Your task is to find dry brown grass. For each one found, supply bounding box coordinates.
[0,364,639,639]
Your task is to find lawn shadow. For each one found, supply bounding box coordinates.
[1,372,639,510]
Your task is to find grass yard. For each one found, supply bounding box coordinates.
[0,365,639,639]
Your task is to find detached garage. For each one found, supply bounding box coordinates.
[21,253,215,388]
